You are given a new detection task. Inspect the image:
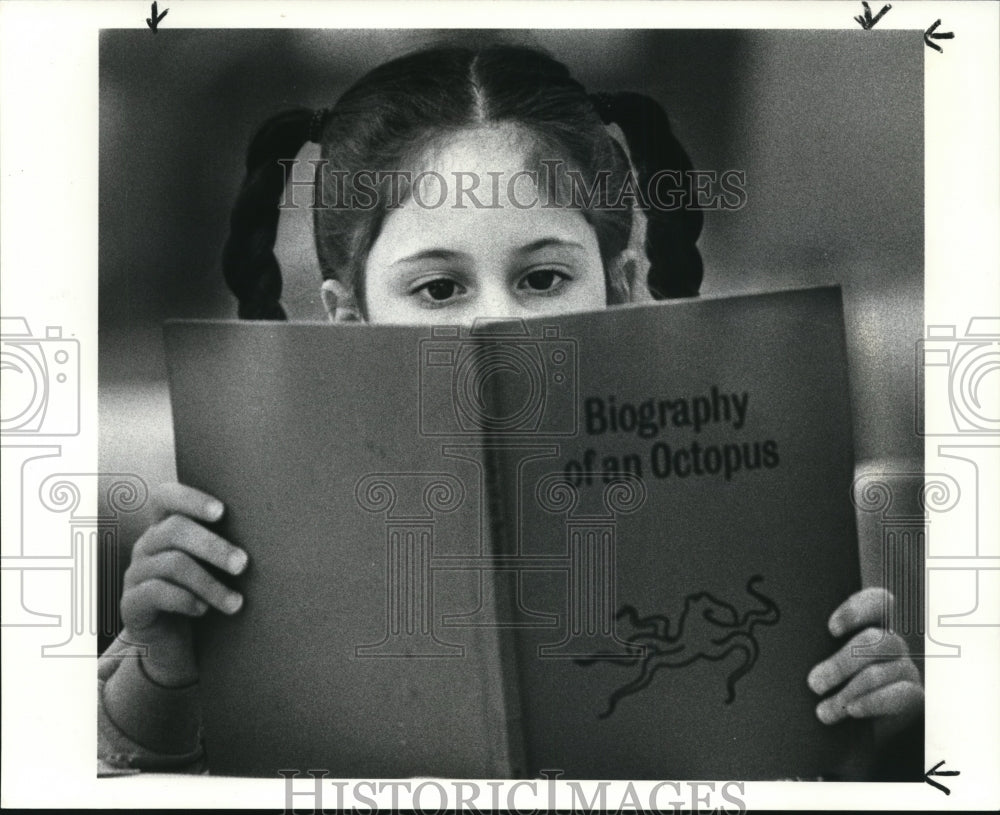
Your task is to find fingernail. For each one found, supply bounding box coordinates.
[829,615,843,637]
[228,549,248,574]
[194,600,208,615]
[207,500,225,520]
[816,701,841,725]
[224,592,244,614]
[808,666,830,695]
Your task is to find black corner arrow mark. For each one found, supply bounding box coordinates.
[924,20,955,53]
[925,760,960,795]
[854,1,892,30]
[146,1,168,33]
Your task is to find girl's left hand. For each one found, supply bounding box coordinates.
[807,587,923,725]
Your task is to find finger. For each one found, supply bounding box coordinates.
[828,587,894,637]
[845,680,924,720]
[132,514,247,576]
[123,550,244,614]
[816,660,921,724]
[807,626,909,695]
[150,482,225,524]
[120,579,209,630]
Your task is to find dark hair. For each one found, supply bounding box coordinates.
[223,45,703,320]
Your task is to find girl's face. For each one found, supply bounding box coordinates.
[362,126,609,325]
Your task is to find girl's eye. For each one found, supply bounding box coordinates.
[519,268,570,293]
[414,278,463,304]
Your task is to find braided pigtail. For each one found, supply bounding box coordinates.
[591,92,704,299]
[222,108,315,320]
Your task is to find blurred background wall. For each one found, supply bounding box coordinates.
[98,29,923,650]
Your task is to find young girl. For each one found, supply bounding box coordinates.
[98,43,923,776]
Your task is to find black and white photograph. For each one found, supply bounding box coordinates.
[1,2,998,811]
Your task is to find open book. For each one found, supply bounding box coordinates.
[165,286,872,779]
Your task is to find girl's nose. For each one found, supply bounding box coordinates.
[475,289,524,322]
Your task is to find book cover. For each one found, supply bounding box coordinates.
[164,285,871,779]
[165,321,519,778]
[482,287,872,779]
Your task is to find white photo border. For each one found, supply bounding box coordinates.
[1,1,997,810]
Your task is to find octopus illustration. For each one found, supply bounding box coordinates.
[577,575,780,718]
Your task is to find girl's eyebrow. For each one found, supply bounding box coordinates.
[391,248,471,266]
[516,238,586,255]
[391,238,583,267]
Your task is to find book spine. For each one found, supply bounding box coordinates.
[480,439,529,778]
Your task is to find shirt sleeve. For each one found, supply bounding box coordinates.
[98,635,207,774]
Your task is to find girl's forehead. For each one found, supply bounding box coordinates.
[399,122,581,219]
[412,123,545,179]
[365,126,601,269]
[367,182,599,268]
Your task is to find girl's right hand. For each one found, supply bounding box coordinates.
[120,483,248,688]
